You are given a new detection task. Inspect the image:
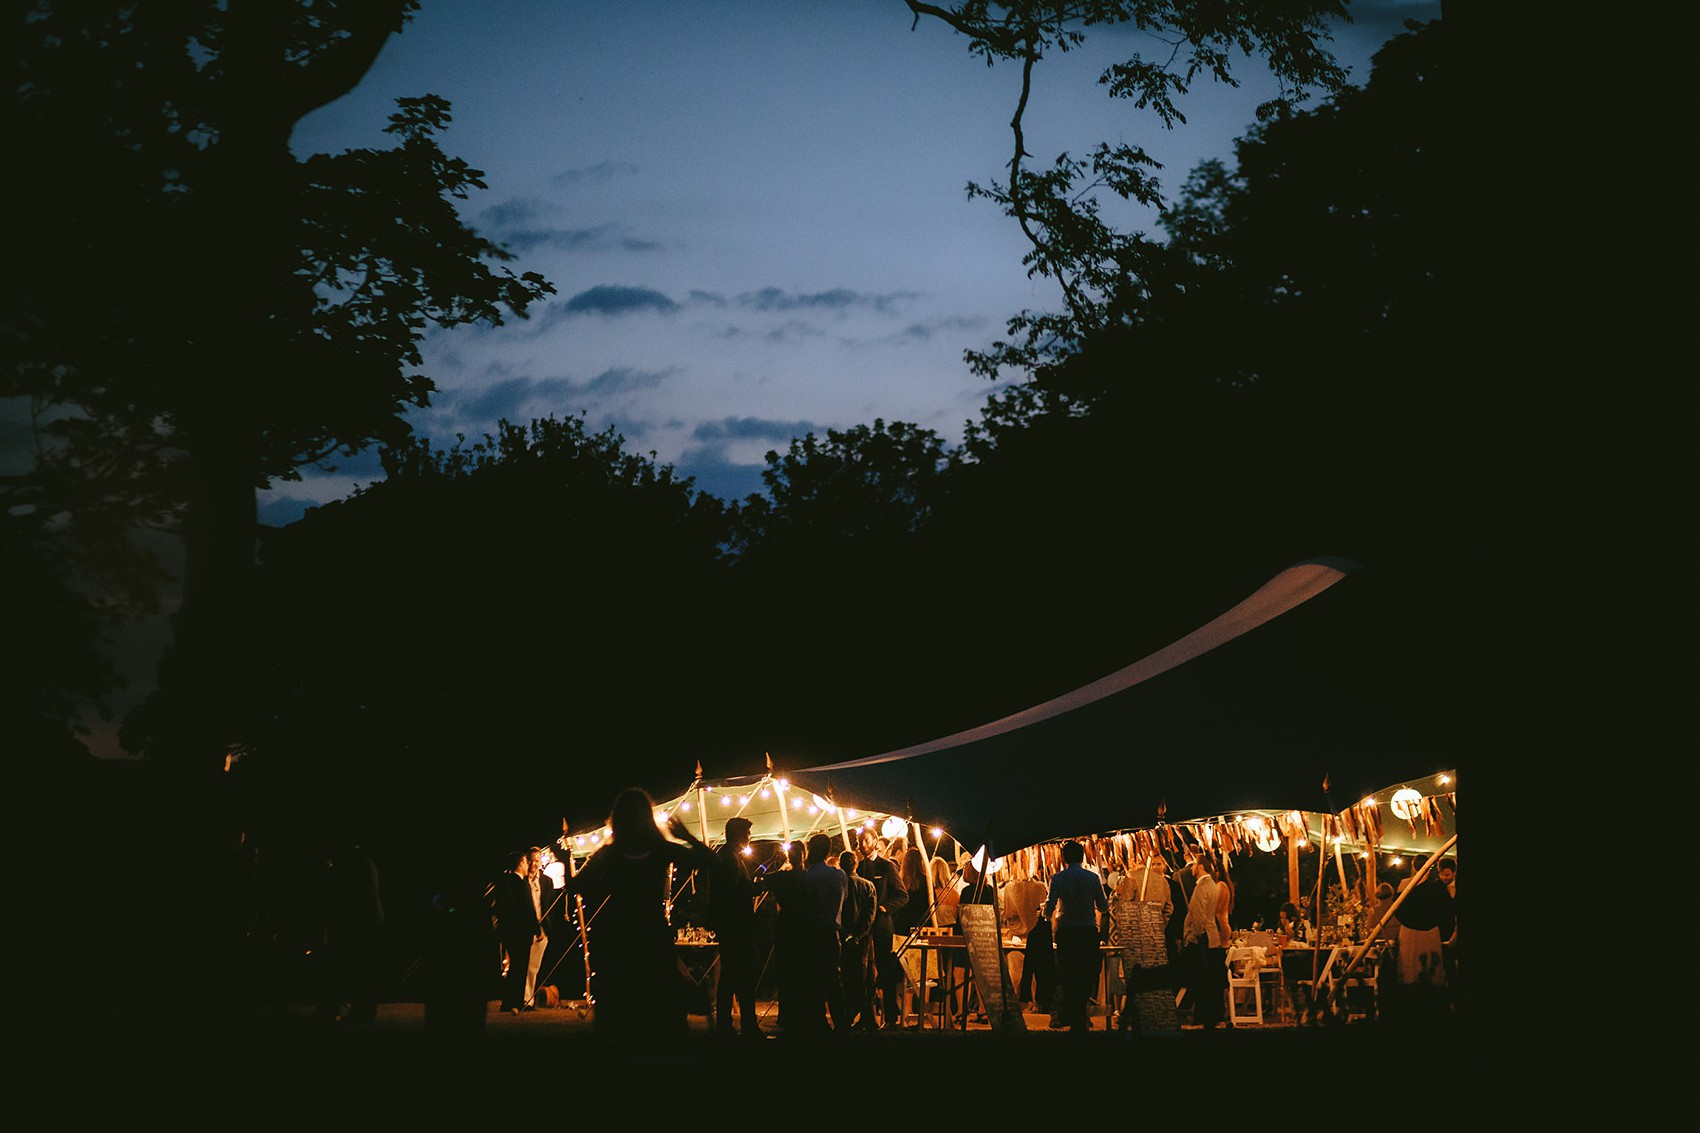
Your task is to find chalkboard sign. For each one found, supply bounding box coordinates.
[956,904,1026,1031]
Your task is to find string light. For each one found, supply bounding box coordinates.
[930,827,943,839]
[1438,773,1451,786]
[680,801,691,812]
[721,796,732,807]
[846,810,858,819]
[775,778,789,791]
[806,805,819,815]
[760,788,771,799]
[739,795,750,805]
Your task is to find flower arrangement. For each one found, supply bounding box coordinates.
[1322,883,1368,942]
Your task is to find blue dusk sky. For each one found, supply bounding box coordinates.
[266,0,1439,524]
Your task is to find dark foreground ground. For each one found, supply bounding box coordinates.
[29,996,1475,1124]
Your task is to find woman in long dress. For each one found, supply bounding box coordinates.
[566,787,714,1041]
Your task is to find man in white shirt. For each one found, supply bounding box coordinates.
[524,846,548,1010]
[1181,857,1226,1029]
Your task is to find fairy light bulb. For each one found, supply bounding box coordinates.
[760,788,771,799]
[680,801,691,812]
[721,795,731,807]
[775,778,789,791]
[739,795,750,805]
[931,827,943,839]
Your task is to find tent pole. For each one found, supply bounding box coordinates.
[567,843,592,1005]
[775,777,791,846]
[1324,833,1458,1016]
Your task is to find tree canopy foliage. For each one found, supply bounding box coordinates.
[904,0,1350,378]
[4,2,553,763]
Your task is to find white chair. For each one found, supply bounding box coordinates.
[1225,947,1264,1026]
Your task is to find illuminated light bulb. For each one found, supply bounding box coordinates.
[760,788,771,799]
[657,811,669,821]
[807,805,819,815]
[680,801,691,812]
[1359,850,1370,859]
[792,797,804,809]
[591,834,601,844]
[575,837,585,846]
[931,827,943,839]
[863,818,874,829]
[1439,773,1451,785]
[1361,797,1377,809]
[811,794,832,811]
[780,841,791,851]
[741,846,753,857]
[721,795,731,807]
[739,795,750,805]
[1331,835,1344,845]
[1297,839,1309,848]
[775,778,789,791]
[602,827,611,837]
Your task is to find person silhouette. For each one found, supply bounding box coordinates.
[710,816,760,1038]
[562,788,714,1041]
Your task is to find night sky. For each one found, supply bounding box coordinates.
[268,0,1438,521]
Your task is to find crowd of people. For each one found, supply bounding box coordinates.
[485,787,1458,1039]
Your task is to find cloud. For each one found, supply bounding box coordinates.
[583,366,673,396]
[551,160,639,186]
[687,290,728,307]
[453,375,579,422]
[893,315,988,343]
[478,199,662,254]
[481,197,556,228]
[559,285,679,317]
[764,319,825,344]
[423,369,677,433]
[503,224,662,254]
[690,416,818,444]
[734,287,921,315]
[672,446,769,504]
[677,416,820,502]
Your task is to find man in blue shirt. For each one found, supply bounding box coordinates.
[1043,840,1108,1031]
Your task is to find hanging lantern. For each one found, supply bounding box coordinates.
[811,794,833,812]
[880,815,907,839]
[1390,788,1423,820]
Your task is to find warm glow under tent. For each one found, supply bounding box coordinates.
[558,768,952,862]
[786,557,1462,858]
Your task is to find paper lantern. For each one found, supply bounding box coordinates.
[881,815,907,839]
[1390,788,1423,820]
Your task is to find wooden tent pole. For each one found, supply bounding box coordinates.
[1325,833,1458,1014]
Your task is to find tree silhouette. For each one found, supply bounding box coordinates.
[904,0,1351,378]
[240,415,728,843]
[4,2,553,768]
